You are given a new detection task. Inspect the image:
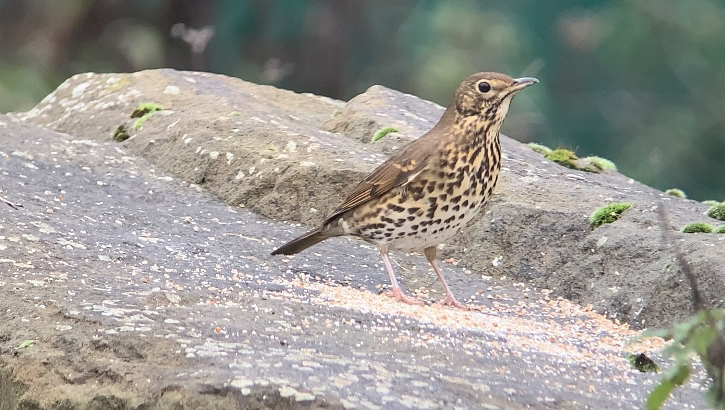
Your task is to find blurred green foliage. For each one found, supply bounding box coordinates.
[1,0,723,199]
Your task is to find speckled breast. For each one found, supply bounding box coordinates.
[350,142,500,251]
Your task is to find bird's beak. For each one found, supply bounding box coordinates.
[508,77,539,93]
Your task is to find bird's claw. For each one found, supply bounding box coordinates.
[385,288,424,306]
[440,295,475,311]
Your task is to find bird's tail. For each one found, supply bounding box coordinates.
[271,229,335,255]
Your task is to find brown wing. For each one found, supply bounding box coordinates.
[323,136,437,224]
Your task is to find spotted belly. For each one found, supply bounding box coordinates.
[341,170,493,251]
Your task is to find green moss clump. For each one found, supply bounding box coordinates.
[541,148,610,173]
[527,142,552,155]
[629,353,660,373]
[112,125,130,142]
[702,200,721,207]
[582,156,617,171]
[371,127,398,142]
[707,203,725,221]
[715,225,725,234]
[665,188,687,199]
[590,203,632,228]
[131,102,164,130]
[681,223,714,233]
[545,148,579,169]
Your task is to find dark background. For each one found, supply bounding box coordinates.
[2,0,723,200]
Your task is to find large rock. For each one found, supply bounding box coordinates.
[0,69,720,408]
[18,69,725,329]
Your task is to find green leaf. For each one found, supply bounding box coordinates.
[689,326,716,358]
[706,381,725,409]
[647,380,676,410]
[671,316,701,342]
[665,363,691,386]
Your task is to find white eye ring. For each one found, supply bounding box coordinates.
[477,81,491,93]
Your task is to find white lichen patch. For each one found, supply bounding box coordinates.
[295,392,316,402]
[72,82,90,98]
[71,140,99,146]
[31,221,57,234]
[12,151,33,160]
[164,85,180,95]
[166,119,181,130]
[231,378,254,388]
[21,234,39,242]
[39,90,58,105]
[13,262,34,268]
[57,238,87,250]
[234,171,245,180]
[278,386,299,398]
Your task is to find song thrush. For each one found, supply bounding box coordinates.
[272,72,538,309]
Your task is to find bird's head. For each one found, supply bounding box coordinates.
[452,72,538,122]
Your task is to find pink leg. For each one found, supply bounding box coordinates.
[424,247,470,310]
[380,248,423,305]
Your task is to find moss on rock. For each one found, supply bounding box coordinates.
[590,203,632,228]
[545,149,579,170]
[371,127,398,142]
[527,142,552,155]
[582,156,617,171]
[131,102,164,130]
[112,125,130,142]
[665,188,687,199]
[682,223,714,233]
[707,203,725,221]
[629,353,660,373]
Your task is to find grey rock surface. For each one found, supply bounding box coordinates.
[19,69,725,329]
[0,69,721,408]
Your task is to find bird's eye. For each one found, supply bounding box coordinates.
[477,81,491,93]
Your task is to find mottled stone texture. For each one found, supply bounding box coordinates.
[0,69,721,408]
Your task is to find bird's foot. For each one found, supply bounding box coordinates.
[439,295,474,311]
[384,288,424,306]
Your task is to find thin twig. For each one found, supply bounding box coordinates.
[0,195,22,210]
